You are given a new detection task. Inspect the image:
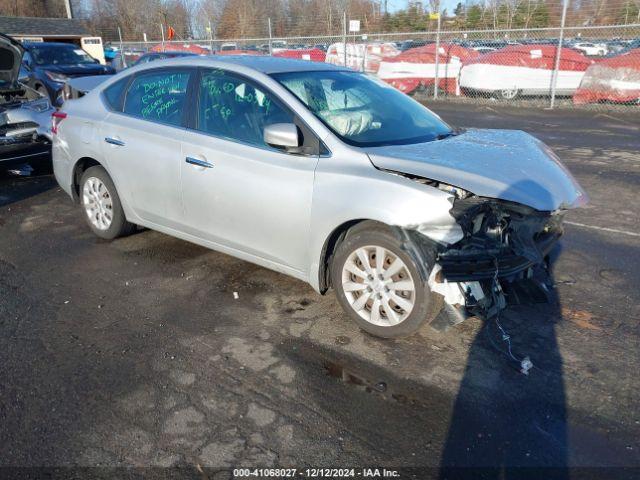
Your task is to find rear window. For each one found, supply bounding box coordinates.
[102,77,129,111]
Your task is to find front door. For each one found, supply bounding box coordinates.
[180,68,319,273]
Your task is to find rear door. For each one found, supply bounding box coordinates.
[99,67,193,228]
[179,67,321,273]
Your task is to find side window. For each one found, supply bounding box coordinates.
[123,69,190,127]
[103,76,129,111]
[197,69,293,148]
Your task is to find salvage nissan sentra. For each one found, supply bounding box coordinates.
[52,56,587,338]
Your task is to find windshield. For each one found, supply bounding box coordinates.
[272,70,452,147]
[30,46,95,66]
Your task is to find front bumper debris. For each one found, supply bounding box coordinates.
[428,196,563,324]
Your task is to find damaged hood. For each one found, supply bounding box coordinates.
[0,33,24,87]
[366,129,587,211]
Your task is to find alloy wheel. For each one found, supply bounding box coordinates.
[500,88,519,100]
[82,177,113,231]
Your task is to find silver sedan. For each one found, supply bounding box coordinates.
[52,56,587,338]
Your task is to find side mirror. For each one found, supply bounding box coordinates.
[264,123,301,150]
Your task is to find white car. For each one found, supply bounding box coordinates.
[572,42,607,56]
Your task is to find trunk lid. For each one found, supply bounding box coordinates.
[0,33,24,88]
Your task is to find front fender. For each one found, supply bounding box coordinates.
[308,155,463,292]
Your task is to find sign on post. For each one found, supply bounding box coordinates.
[349,20,361,32]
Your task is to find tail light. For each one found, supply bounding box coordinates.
[51,111,67,135]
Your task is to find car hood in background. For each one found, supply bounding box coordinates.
[366,128,588,212]
[0,33,24,87]
[41,63,114,77]
[67,75,110,94]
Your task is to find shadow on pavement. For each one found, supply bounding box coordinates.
[0,172,57,208]
[439,180,568,479]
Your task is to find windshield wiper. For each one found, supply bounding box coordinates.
[436,131,456,140]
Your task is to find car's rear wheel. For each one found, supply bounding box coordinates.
[498,88,520,100]
[331,223,442,338]
[80,166,135,240]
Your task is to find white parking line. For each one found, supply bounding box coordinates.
[565,221,640,238]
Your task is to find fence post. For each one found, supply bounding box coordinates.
[362,35,368,72]
[208,20,213,52]
[433,5,442,99]
[160,23,165,50]
[117,26,125,67]
[268,18,273,55]
[343,11,348,67]
[549,0,569,109]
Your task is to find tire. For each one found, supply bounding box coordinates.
[331,223,443,338]
[497,88,519,100]
[79,166,135,240]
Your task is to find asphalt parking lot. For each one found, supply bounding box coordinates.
[1,102,639,478]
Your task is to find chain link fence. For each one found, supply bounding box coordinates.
[103,23,640,110]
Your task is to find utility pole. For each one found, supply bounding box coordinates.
[433,2,442,99]
[549,0,569,109]
[268,18,273,55]
[117,26,125,67]
[62,0,73,19]
[343,11,347,67]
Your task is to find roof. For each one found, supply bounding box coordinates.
[196,55,351,74]
[0,16,91,37]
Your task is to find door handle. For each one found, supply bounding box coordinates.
[105,137,125,146]
[185,156,214,169]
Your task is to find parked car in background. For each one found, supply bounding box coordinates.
[605,39,640,57]
[110,49,145,71]
[20,42,114,106]
[132,51,199,67]
[0,33,54,174]
[398,40,434,51]
[220,43,238,52]
[460,44,592,99]
[104,46,119,61]
[473,46,497,54]
[52,56,586,337]
[571,42,607,56]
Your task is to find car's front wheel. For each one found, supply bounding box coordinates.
[331,223,442,338]
[80,166,135,240]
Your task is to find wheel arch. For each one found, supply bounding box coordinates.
[317,219,369,294]
[71,157,103,202]
[316,218,442,295]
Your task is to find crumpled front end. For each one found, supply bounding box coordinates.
[427,195,565,324]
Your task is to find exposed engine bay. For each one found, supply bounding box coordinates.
[431,195,561,321]
[0,33,53,171]
[393,172,564,327]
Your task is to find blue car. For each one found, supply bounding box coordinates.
[21,42,114,106]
